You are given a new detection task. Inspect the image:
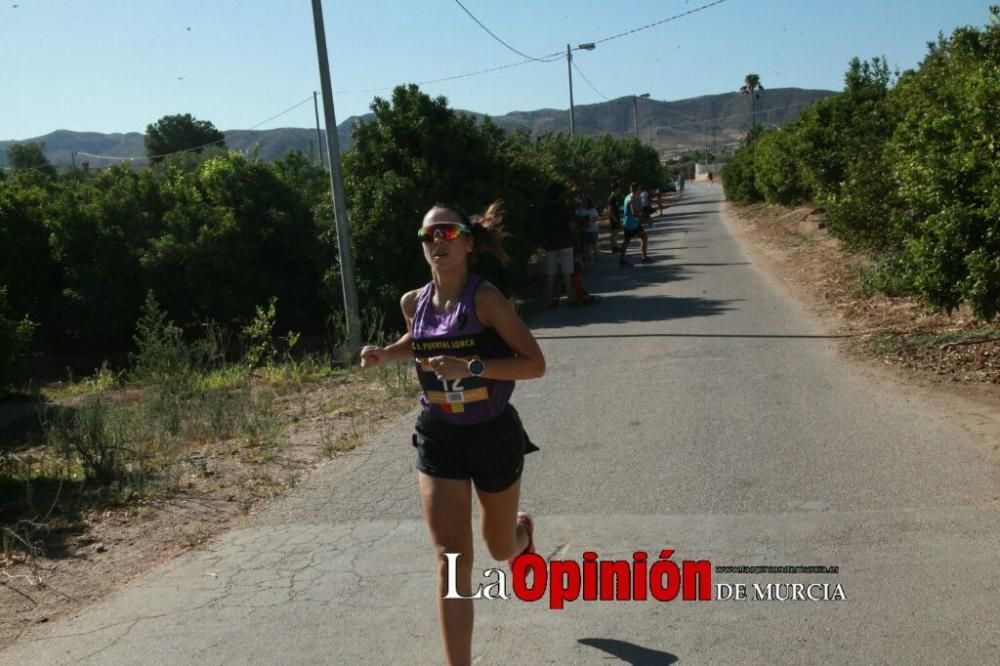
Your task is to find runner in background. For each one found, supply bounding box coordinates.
[619,182,650,266]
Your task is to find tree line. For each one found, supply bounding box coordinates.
[0,84,664,393]
[722,7,1000,320]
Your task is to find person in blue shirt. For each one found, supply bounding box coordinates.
[618,182,650,266]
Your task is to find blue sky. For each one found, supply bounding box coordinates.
[1,0,992,140]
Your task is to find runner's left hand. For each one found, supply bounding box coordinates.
[427,356,469,381]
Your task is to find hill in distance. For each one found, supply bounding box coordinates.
[0,87,834,168]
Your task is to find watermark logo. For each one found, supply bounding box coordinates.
[445,549,711,609]
[443,549,846,608]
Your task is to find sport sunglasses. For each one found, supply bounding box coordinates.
[417,223,471,243]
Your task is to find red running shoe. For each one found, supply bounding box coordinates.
[508,512,535,567]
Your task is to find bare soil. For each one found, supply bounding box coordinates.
[722,201,1000,464]
[0,373,417,648]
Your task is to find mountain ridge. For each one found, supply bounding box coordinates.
[1,87,834,167]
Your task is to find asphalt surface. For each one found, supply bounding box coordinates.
[5,183,999,665]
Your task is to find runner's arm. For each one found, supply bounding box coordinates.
[426,283,545,381]
[360,290,418,367]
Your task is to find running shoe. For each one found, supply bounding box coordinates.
[508,512,535,567]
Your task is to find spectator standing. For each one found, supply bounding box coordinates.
[541,183,576,306]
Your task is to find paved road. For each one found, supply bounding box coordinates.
[5,183,999,665]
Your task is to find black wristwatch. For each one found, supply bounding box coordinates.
[467,358,485,377]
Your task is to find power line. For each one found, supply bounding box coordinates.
[599,99,818,145]
[3,1,737,170]
[76,138,226,162]
[338,0,728,95]
[451,0,554,62]
[647,99,818,135]
[571,61,610,101]
[335,53,561,95]
[592,0,731,47]
[246,94,315,130]
[6,93,317,170]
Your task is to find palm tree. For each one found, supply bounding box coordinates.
[740,73,764,127]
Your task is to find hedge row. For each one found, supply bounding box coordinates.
[723,8,1000,319]
[0,84,664,390]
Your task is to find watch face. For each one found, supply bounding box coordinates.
[469,359,485,376]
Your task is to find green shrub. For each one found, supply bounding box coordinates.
[886,9,1000,316]
[0,286,36,395]
[856,253,916,297]
[752,127,811,205]
[722,142,761,203]
[129,291,194,390]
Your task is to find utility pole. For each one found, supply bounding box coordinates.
[567,44,576,135]
[311,0,361,349]
[566,42,596,136]
[633,93,650,140]
[703,122,709,165]
[313,91,325,169]
[633,96,638,139]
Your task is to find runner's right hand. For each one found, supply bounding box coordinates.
[360,345,388,369]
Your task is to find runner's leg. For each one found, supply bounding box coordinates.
[560,248,573,300]
[619,232,632,265]
[476,477,530,561]
[419,473,474,666]
[545,251,558,304]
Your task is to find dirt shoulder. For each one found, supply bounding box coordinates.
[721,201,1000,466]
[0,371,418,649]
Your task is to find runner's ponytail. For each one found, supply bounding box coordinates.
[469,200,510,268]
[432,200,510,267]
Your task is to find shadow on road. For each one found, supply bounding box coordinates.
[534,293,738,330]
[578,638,678,665]
[655,210,712,223]
[536,332,853,341]
[675,262,751,267]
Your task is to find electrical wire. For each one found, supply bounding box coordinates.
[5,94,317,169]
[3,0,738,169]
[335,54,562,95]
[338,0,728,95]
[646,99,818,135]
[592,0,730,47]
[451,0,552,62]
[572,61,610,101]
[246,94,315,130]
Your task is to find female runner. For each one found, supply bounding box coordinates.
[360,200,545,665]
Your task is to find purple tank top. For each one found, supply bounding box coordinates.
[411,274,515,425]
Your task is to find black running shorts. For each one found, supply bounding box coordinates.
[411,404,539,493]
[623,226,644,242]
